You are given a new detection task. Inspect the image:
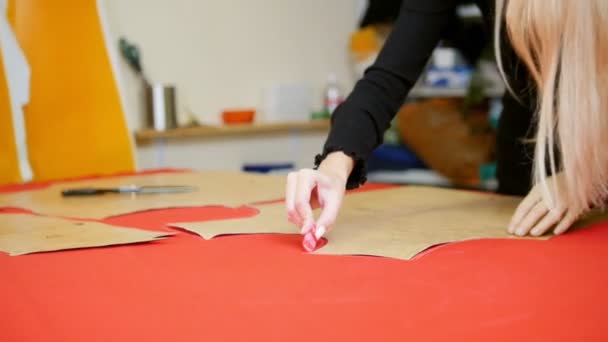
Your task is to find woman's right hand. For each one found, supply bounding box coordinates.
[285,151,354,237]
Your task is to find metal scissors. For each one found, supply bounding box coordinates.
[61,185,198,196]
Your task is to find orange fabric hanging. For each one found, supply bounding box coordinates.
[11,0,134,181]
[6,0,13,25]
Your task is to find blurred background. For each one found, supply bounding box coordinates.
[1,0,504,189]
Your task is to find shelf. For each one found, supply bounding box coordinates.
[367,169,498,191]
[135,120,330,145]
[409,85,505,98]
[367,170,452,187]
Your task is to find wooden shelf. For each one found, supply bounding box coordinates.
[135,120,330,144]
[409,85,505,98]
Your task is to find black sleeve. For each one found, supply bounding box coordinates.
[316,0,460,189]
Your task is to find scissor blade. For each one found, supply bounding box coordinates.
[137,186,199,194]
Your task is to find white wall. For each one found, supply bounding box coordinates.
[136,132,329,171]
[102,0,361,129]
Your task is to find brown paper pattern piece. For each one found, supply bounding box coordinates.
[0,213,172,256]
[0,171,286,219]
[172,186,557,260]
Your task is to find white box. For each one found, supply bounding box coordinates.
[262,84,313,123]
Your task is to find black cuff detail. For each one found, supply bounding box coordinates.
[314,147,368,190]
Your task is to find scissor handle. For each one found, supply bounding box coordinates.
[61,188,117,196]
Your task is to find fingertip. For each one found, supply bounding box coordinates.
[314,225,326,240]
[508,215,522,233]
[288,215,300,227]
[553,225,569,235]
[286,208,295,218]
[315,218,334,235]
[286,208,302,226]
[530,228,543,237]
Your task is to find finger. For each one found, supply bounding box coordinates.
[285,172,300,226]
[509,193,541,233]
[315,191,344,238]
[294,170,318,234]
[530,206,566,237]
[301,172,334,234]
[553,210,579,235]
[514,201,548,236]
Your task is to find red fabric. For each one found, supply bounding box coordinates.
[1,173,607,341]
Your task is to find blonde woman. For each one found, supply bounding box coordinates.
[286,0,608,240]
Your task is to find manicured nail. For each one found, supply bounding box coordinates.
[314,225,326,240]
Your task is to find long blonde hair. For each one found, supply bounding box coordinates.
[495,0,608,213]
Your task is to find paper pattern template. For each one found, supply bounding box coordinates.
[172,186,563,260]
[0,213,171,256]
[0,172,286,219]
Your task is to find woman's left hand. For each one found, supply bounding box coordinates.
[508,172,583,237]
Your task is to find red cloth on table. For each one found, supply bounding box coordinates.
[1,171,607,341]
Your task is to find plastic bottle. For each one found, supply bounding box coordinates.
[323,73,344,115]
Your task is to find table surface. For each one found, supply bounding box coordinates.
[1,171,607,342]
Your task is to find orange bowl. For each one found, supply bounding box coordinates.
[222,109,255,125]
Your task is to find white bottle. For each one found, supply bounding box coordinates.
[324,73,344,115]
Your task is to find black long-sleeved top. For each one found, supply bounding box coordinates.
[317,0,536,196]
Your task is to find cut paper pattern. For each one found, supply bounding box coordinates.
[172,186,564,260]
[0,213,171,256]
[0,172,286,219]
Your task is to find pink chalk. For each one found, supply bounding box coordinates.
[302,223,318,252]
[302,224,328,252]
[302,231,318,252]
